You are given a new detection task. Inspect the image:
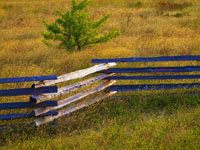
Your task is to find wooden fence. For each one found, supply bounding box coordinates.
[0,75,58,120]
[92,55,200,92]
[1,55,200,128]
[0,63,117,127]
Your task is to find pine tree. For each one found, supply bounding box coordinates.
[42,0,121,51]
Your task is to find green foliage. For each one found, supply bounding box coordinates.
[42,0,121,51]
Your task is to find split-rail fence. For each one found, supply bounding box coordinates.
[0,55,200,129]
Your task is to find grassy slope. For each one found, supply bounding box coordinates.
[0,0,200,149]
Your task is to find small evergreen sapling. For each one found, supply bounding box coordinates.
[42,0,121,51]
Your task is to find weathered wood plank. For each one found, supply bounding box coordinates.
[34,91,117,126]
[106,75,200,80]
[102,66,200,73]
[92,55,200,63]
[0,75,57,84]
[0,101,57,110]
[0,111,58,120]
[108,83,200,91]
[33,63,116,88]
[30,73,114,103]
[34,80,116,116]
[0,86,57,97]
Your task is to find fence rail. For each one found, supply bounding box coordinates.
[0,101,57,110]
[0,111,58,120]
[102,66,200,73]
[33,63,116,88]
[108,83,200,92]
[30,73,114,103]
[35,91,117,126]
[34,80,116,116]
[106,75,200,80]
[0,75,58,121]
[0,75,57,84]
[92,55,200,63]
[0,86,57,97]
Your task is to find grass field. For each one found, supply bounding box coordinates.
[0,0,200,149]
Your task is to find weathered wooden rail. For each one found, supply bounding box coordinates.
[32,63,117,126]
[0,63,117,127]
[1,55,200,129]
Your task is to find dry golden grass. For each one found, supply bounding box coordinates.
[0,0,200,149]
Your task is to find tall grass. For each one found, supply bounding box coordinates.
[0,0,200,149]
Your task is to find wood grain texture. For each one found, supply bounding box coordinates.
[30,73,114,103]
[33,63,116,88]
[34,80,116,116]
[34,91,117,126]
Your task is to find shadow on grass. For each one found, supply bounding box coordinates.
[0,90,200,146]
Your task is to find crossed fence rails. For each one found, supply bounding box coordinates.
[0,63,117,127]
[0,55,200,128]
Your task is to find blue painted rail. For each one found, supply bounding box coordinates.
[102,66,200,73]
[0,75,58,121]
[0,75,57,84]
[106,75,200,80]
[0,86,57,97]
[93,55,200,92]
[109,83,200,91]
[92,55,200,63]
[0,101,57,110]
[0,111,58,120]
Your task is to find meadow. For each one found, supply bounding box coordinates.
[0,0,200,149]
